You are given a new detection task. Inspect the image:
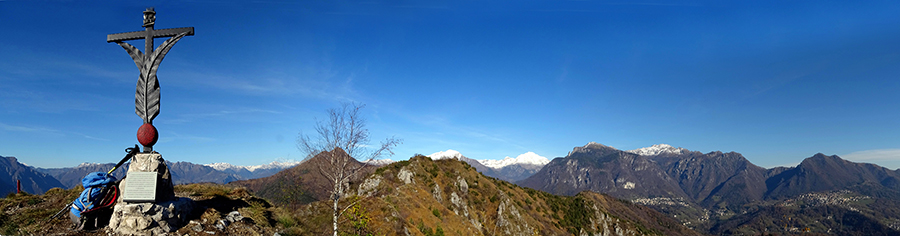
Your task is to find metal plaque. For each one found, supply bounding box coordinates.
[123,171,158,202]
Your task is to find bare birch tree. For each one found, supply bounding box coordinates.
[296,102,400,236]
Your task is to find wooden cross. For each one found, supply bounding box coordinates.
[108,8,194,152]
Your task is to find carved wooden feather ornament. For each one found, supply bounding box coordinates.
[116,32,189,124]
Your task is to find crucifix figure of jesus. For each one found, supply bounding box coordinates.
[107,8,194,152]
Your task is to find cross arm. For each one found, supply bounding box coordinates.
[150,27,194,39]
[107,27,194,43]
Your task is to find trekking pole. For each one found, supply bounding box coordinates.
[48,203,72,222]
[109,145,140,174]
[48,145,138,223]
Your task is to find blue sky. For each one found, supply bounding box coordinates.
[2,1,900,169]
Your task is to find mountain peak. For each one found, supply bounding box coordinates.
[479,152,550,169]
[569,142,619,156]
[800,153,844,166]
[626,144,690,156]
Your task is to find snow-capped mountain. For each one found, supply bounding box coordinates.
[205,160,300,179]
[428,149,549,182]
[363,159,395,166]
[206,160,299,172]
[479,152,550,169]
[626,144,689,156]
[427,150,466,160]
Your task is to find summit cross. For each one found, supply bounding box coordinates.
[107,8,194,152]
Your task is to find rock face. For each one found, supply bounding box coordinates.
[107,197,195,235]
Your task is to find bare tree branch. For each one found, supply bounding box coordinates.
[296,102,401,236]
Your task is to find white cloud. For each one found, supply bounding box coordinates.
[167,66,358,103]
[842,149,900,162]
[161,108,285,125]
[842,149,900,170]
[157,131,215,144]
[0,122,62,135]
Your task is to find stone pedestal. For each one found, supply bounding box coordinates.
[109,152,193,235]
[107,198,194,235]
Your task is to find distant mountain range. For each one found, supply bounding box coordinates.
[519,142,900,235]
[204,160,300,179]
[0,155,298,195]
[427,149,550,182]
[1,155,64,196]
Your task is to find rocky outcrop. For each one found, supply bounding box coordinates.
[397,166,415,184]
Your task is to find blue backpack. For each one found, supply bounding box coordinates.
[70,172,119,221]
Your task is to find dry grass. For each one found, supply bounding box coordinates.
[0,188,83,235]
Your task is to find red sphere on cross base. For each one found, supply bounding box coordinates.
[137,123,159,147]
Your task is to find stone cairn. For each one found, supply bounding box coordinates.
[107,152,194,235]
[105,8,196,235]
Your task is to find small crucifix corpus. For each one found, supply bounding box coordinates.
[106,8,194,56]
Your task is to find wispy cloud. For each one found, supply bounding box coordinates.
[0,122,63,136]
[842,149,900,162]
[73,132,112,142]
[158,131,215,144]
[168,68,358,102]
[0,45,133,85]
[0,89,111,113]
[162,108,284,125]
[398,110,528,151]
[0,122,118,142]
